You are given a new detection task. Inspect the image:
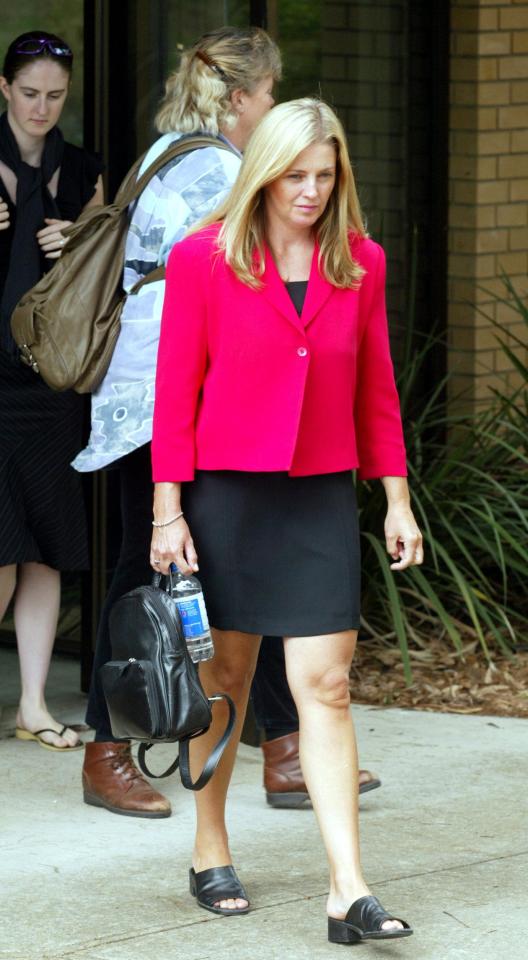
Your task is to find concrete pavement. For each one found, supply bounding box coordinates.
[0,647,526,960]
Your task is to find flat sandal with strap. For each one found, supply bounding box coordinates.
[15,725,83,752]
[189,865,250,916]
[328,895,413,943]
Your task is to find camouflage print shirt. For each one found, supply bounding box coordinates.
[73,132,241,473]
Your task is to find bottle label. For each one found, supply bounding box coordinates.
[175,592,210,639]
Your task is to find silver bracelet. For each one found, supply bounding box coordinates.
[152,511,184,528]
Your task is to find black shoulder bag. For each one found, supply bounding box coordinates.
[99,572,235,790]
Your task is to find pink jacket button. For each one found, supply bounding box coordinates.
[297,347,308,357]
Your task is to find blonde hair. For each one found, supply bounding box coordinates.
[195,98,367,289]
[155,27,281,135]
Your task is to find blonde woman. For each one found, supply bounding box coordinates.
[76,27,281,817]
[151,99,422,944]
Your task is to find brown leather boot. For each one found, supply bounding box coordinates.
[261,730,381,808]
[82,742,172,818]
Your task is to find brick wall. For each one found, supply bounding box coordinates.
[449,0,528,408]
[283,0,526,410]
[319,0,447,389]
[321,1,408,327]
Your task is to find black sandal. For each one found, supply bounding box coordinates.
[328,895,413,944]
[189,865,250,916]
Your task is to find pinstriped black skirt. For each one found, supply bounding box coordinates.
[181,470,361,637]
[0,351,88,569]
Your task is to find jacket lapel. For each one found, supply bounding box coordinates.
[258,241,335,333]
[300,242,335,329]
[259,245,304,333]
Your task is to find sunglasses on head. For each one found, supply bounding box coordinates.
[15,37,73,58]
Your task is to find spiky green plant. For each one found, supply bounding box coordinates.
[357,275,528,682]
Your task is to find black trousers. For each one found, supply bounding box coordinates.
[86,444,299,741]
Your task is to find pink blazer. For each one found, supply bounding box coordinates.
[152,224,407,482]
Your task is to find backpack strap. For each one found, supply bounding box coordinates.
[137,745,181,779]
[136,693,236,789]
[179,694,236,791]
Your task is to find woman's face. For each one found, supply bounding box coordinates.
[231,74,275,147]
[264,141,337,232]
[0,59,70,139]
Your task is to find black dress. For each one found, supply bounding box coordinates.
[181,281,362,637]
[0,144,103,569]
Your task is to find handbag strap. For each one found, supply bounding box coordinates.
[123,136,235,296]
[129,263,166,296]
[136,693,236,789]
[115,134,236,209]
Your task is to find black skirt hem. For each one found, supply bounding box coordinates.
[209,615,361,637]
[0,549,88,571]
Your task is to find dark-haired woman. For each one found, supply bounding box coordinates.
[0,32,104,751]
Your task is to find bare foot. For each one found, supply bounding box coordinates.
[215,896,248,910]
[380,919,405,931]
[16,706,81,748]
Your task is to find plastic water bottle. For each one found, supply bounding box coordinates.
[168,564,214,663]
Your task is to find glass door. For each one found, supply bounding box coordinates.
[0,2,86,658]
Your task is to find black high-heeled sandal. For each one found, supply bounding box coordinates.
[189,865,250,916]
[328,895,413,944]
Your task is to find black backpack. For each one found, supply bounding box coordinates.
[100,573,235,789]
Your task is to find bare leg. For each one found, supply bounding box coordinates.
[191,628,261,910]
[284,631,402,931]
[14,562,79,748]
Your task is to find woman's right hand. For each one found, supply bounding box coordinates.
[0,197,10,231]
[36,217,73,258]
[150,517,199,576]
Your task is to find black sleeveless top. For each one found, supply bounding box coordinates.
[0,142,103,301]
[285,280,308,316]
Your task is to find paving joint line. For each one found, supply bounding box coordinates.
[373,848,528,886]
[24,850,528,960]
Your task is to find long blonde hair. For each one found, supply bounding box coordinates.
[195,99,367,289]
[155,27,281,135]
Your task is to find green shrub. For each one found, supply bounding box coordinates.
[358,275,528,681]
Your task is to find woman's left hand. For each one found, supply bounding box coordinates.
[384,503,423,571]
[36,218,73,258]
